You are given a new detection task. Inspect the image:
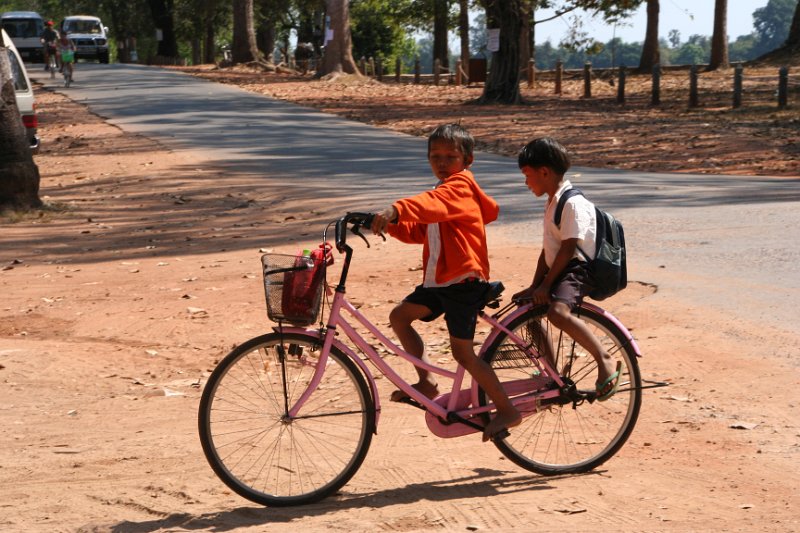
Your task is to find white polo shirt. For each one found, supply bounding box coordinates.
[542,180,597,268]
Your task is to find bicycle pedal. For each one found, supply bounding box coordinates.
[491,428,510,441]
[399,397,424,410]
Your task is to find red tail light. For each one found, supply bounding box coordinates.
[22,114,38,129]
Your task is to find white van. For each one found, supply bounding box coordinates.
[60,15,109,63]
[0,11,44,61]
[2,28,40,153]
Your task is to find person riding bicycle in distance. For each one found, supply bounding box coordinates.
[513,137,621,401]
[57,33,76,78]
[40,20,59,70]
[370,123,521,442]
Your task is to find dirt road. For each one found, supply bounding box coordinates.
[0,87,798,532]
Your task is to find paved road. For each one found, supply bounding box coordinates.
[31,64,800,334]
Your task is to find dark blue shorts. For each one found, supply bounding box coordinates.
[550,258,593,310]
[403,280,490,340]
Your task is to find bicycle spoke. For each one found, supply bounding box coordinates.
[199,333,374,506]
[480,305,641,475]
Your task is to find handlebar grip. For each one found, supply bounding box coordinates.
[335,212,377,252]
[335,218,348,252]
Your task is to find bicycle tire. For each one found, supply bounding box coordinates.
[198,332,375,506]
[478,304,641,475]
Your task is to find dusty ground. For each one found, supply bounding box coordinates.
[0,79,798,532]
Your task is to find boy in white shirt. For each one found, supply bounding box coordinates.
[513,137,621,401]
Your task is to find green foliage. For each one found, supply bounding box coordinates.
[729,34,758,63]
[350,0,419,72]
[350,0,403,61]
[752,0,794,54]
[671,42,706,66]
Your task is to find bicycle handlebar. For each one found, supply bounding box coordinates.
[334,212,377,253]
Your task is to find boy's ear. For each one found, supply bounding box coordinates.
[464,153,475,168]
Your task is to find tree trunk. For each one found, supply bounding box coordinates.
[257,25,276,65]
[0,49,41,210]
[433,0,449,73]
[708,0,729,70]
[232,0,260,63]
[478,0,523,105]
[147,0,178,58]
[203,0,218,64]
[519,1,532,67]
[319,0,361,77]
[637,0,660,73]
[459,0,470,77]
[786,0,800,48]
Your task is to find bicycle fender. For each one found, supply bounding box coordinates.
[478,304,538,358]
[272,326,382,429]
[580,302,643,357]
[479,303,642,359]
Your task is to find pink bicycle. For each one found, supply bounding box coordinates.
[198,212,643,506]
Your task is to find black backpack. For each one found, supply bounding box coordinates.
[555,188,627,301]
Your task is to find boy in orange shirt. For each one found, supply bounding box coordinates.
[371,123,520,441]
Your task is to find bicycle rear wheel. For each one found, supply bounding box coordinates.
[198,332,375,506]
[479,305,641,475]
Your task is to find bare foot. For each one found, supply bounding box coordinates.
[390,381,440,402]
[482,408,522,442]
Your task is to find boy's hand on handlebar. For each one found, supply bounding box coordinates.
[370,206,397,235]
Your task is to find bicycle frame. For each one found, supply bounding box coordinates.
[275,288,543,436]
[275,212,642,437]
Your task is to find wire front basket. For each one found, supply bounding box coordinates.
[261,253,326,326]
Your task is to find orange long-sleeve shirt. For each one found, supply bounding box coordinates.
[388,170,499,287]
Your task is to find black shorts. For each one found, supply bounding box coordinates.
[403,280,490,340]
[550,259,593,310]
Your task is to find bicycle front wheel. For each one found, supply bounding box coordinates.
[479,305,641,475]
[198,332,375,506]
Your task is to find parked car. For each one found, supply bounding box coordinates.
[60,15,109,63]
[0,11,44,62]
[2,28,39,153]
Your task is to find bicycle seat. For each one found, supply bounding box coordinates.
[483,281,504,307]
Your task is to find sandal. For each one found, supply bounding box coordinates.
[595,361,623,402]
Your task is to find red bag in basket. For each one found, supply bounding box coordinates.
[281,243,333,322]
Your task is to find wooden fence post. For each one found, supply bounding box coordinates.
[376,57,383,81]
[368,57,375,77]
[528,59,535,88]
[455,59,462,86]
[434,58,441,86]
[395,57,401,83]
[414,57,421,84]
[617,65,626,104]
[778,66,789,108]
[555,60,563,95]
[359,56,366,75]
[583,61,592,98]
[733,64,743,109]
[689,64,699,108]
[651,64,661,106]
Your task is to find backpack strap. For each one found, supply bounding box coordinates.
[554,187,584,227]
[554,187,593,262]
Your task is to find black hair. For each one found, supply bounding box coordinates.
[517,137,571,175]
[428,123,474,160]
